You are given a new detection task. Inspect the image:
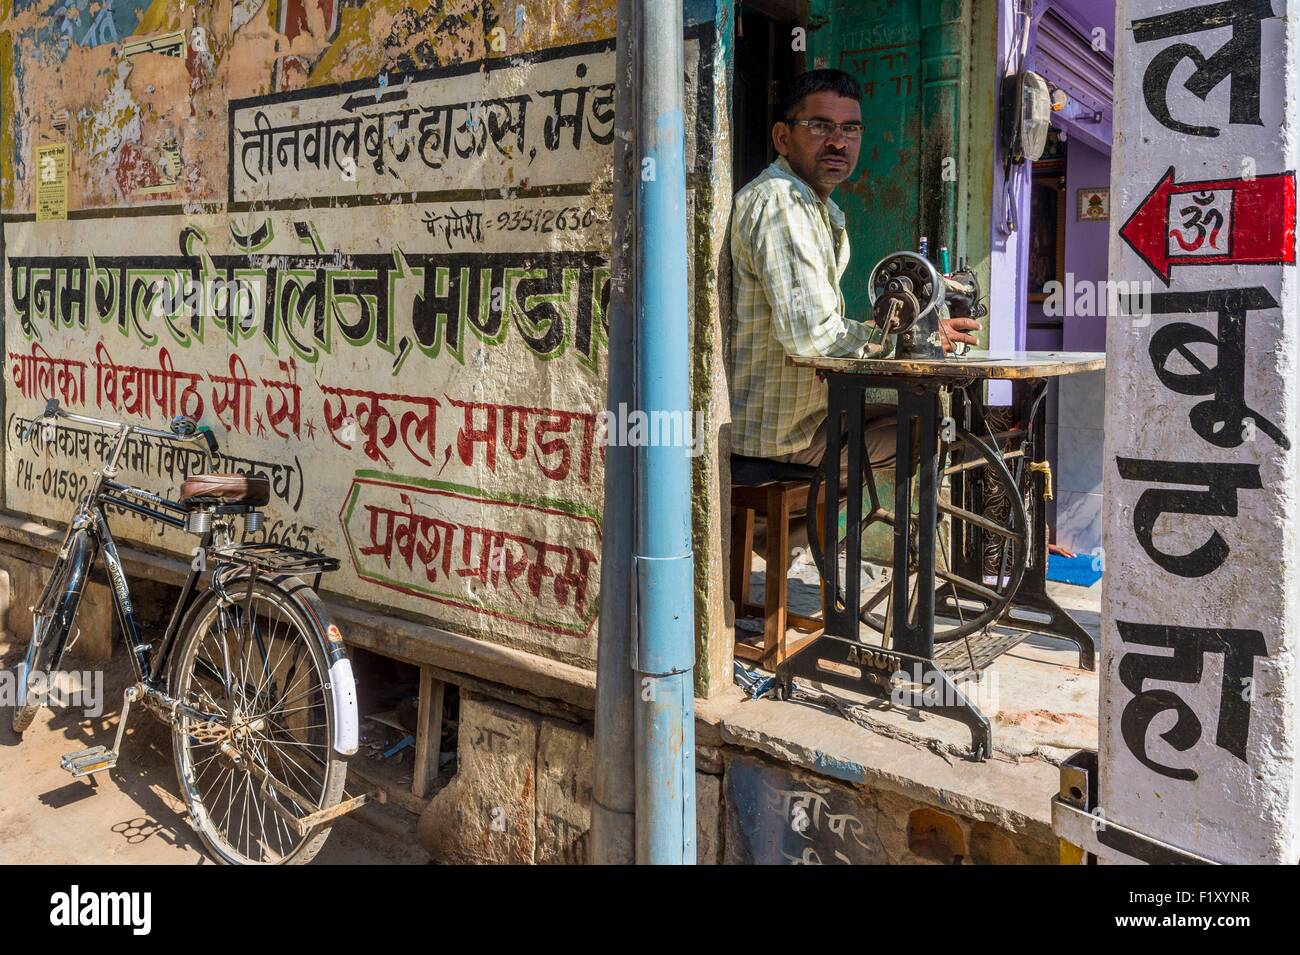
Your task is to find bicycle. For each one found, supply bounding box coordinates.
[6,398,363,865]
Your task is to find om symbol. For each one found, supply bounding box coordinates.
[1169,191,1225,253]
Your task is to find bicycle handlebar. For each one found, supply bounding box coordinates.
[23,398,220,455]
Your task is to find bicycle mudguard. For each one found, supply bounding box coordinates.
[38,531,97,666]
[327,655,360,757]
[276,577,358,758]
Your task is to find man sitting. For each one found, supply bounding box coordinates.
[729,69,980,563]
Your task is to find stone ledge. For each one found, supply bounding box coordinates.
[701,690,1060,844]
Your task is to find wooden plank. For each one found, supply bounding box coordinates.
[787,350,1106,380]
[763,485,791,668]
[412,667,446,800]
[348,762,429,816]
[730,505,754,613]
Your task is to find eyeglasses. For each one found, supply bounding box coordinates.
[785,119,864,140]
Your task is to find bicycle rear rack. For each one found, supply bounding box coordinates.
[210,543,340,577]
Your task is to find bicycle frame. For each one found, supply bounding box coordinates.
[33,406,216,692]
[31,402,358,757]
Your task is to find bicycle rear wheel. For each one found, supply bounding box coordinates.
[10,529,96,734]
[169,577,349,865]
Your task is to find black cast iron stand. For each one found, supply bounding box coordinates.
[947,380,1096,670]
[774,372,1098,761]
[775,373,994,760]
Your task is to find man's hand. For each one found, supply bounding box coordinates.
[939,316,981,353]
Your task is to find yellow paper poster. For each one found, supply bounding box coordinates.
[36,143,68,221]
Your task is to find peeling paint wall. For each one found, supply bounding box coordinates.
[1,1,732,686]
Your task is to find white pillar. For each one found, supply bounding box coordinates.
[1102,0,1299,863]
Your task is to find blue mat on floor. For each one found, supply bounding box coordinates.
[1046,553,1102,587]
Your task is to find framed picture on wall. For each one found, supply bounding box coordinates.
[1077,187,1110,222]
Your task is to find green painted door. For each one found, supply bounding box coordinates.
[809,0,965,299]
[808,0,968,559]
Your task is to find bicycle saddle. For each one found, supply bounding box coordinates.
[179,473,271,508]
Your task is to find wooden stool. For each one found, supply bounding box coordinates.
[730,456,826,669]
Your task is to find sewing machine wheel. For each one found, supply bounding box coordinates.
[807,425,1029,644]
[867,251,945,335]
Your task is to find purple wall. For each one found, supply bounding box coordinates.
[1062,138,1111,351]
[1024,135,1112,353]
[987,0,1033,406]
[1051,0,1116,43]
[993,0,1115,361]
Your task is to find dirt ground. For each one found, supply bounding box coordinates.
[0,638,429,865]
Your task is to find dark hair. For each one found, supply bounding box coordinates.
[777,69,861,122]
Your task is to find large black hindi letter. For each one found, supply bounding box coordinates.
[1134,0,1278,137]
[1117,621,1267,781]
[1147,287,1288,451]
[1115,458,1261,577]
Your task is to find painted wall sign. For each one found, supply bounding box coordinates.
[228,37,701,206]
[1,12,716,670]
[1102,0,1299,863]
[724,754,886,865]
[1119,166,1296,282]
[340,472,601,638]
[4,200,609,661]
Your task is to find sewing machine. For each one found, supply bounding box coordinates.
[868,251,988,360]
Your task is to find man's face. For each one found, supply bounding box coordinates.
[773,91,862,199]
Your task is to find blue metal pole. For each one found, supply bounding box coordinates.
[632,0,696,865]
[591,0,638,866]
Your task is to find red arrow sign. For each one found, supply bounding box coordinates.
[1119,166,1296,284]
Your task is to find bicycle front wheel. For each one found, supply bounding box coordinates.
[169,577,350,865]
[10,528,95,734]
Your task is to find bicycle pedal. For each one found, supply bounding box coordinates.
[60,745,118,778]
[59,685,140,779]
